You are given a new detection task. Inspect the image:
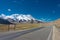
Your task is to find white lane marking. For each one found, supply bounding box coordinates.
[47,28,52,40]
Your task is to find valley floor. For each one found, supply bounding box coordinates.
[0,23,41,32]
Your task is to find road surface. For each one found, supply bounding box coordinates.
[0,27,53,40]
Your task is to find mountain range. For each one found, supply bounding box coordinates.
[0,14,43,24]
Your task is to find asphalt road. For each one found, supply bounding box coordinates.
[0,27,53,40]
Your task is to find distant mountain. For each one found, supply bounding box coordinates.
[0,14,43,24]
[40,18,60,27]
[0,18,12,24]
[53,19,60,26]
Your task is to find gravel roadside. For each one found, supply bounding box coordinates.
[53,26,60,40]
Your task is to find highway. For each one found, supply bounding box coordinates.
[0,26,53,40]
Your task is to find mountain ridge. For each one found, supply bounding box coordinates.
[0,14,43,24]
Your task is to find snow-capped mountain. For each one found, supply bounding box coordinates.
[0,14,43,24]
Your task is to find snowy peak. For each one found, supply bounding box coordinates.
[0,14,43,24]
[0,14,39,23]
[0,14,35,20]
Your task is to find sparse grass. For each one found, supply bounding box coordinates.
[0,24,8,32]
[15,23,41,30]
[0,23,41,32]
[55,25,60,28]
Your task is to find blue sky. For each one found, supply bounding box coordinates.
[0,0,60,22]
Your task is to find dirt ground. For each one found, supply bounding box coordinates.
[53,26,60,40]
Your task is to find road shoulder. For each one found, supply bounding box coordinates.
[53,26,60,40]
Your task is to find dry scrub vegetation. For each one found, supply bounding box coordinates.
[53,19,60,28]
[0,23,41,32]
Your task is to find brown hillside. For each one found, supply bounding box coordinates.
[40,18,60,27]
[53,19,60,27]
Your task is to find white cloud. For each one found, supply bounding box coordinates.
[8,9,11,11]
[46,18,52,22]
[52,10,55,14]
[57,4,60,7]
[13,1,17,3]
[40,18,46,21]
[40,18,51,22]
[0,14,5,17]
